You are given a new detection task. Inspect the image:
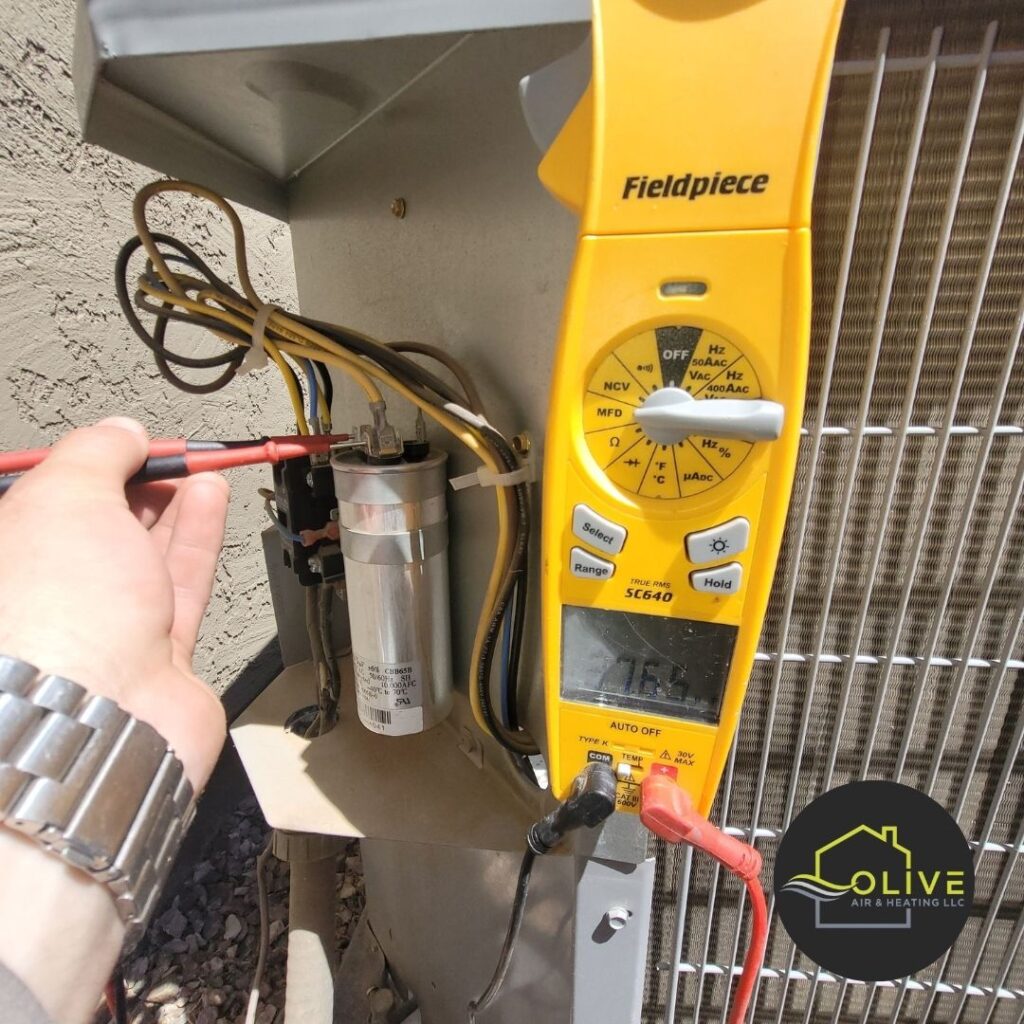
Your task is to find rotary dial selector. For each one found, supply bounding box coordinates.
[583,325,774,499]
[634,387,784,444]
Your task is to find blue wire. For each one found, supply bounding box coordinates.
[264,500,303,545]
[276,520,303,545]
[302,360,318,424]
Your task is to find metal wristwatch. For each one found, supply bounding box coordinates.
[0,654,194,946]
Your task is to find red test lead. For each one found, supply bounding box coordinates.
[0,434,351,495]
[0,434,350,477]
[640,773,769,1024]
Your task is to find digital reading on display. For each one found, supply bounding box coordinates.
[560,605,737,724]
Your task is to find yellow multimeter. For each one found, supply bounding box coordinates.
[540,0,845,816]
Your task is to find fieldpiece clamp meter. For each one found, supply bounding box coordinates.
[540,0,845,815]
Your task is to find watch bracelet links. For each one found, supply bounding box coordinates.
[0,654,194,946]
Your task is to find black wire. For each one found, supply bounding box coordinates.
[473,426,535,754]
[503,582,521,731]
[467,847,535,1023]
[143,232,247,301]
[120,232,461,408]
[150,314,244,394]
[318,583,340,731]
[108,965,128,1024]
[293,314,467,408]
[115,235,245,393]
[133,290,255,353]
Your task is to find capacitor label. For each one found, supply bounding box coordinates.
[354,655,424,736]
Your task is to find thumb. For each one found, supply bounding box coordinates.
[20,418,150,499]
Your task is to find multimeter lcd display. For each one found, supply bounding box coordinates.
[560,605,737,723]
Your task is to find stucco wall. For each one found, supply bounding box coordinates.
[0,0,296,692]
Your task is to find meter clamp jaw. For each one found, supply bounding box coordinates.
[538,0,846,817]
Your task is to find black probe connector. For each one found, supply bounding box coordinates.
[468,762,619,1023]
[527,761,618,854]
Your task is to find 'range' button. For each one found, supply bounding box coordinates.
[570,547,615,580]
[572,504,627,555]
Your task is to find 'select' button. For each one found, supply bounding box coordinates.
[569,546,615,580]
[572,504,627,555]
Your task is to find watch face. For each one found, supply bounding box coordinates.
[560,604,737,724]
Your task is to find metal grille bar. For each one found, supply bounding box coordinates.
[675,964,1024,1003]
[752,652,1024,670]
[715,827,1024,858]
[807,425,1022,435]
[835,49,1024,76]
[652,6,1024,1023]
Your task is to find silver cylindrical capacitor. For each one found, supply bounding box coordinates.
[330,449,452,735]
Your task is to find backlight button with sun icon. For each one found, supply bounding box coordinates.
[686,517,751,565]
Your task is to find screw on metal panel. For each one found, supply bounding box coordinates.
[305,471,314,487]
[367,986,395,1018]
[512,432,532,455]
[605,906,631,931]
[390,198,407,219]
[308,557,322,574]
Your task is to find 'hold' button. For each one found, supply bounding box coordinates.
[690,562,743,595]
[569,547,615,580]
[572,504,627,555]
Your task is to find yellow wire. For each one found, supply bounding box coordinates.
[267,345,310,435]
[315,373,331,428]
[213,292,383,405]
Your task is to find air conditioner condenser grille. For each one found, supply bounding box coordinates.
[643,2,1024,1021]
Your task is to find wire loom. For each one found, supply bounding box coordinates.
[115,179,537,757]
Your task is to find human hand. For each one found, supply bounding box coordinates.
[0,417,229,791]
[0,417,230,1023]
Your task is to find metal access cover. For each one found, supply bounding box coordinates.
[73,0,588,216]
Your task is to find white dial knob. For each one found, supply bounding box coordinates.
[633,387,785,444]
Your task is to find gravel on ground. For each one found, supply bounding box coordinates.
[95,797,365,1024]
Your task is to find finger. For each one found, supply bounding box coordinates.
[19,418,149,501]
[147,482,190,557]
[164,473,229,662]
[128,480,182,529]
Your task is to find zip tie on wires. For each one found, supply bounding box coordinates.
[443,402,492,431]
[450,458,535,491]
[238,303,279,374]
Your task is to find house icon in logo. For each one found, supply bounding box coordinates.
[783,825,913,930]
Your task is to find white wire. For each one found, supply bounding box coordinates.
[244,840,273,1024]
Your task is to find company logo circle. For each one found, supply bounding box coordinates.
[774,781,973,981]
